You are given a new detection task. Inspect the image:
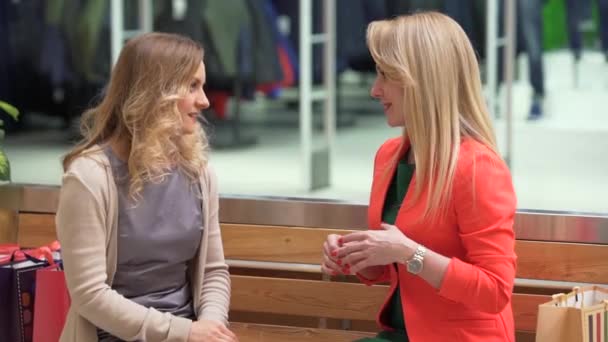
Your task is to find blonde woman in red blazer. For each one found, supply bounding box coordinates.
[322,12,517,342]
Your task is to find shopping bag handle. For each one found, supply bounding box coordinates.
[0,246,56,266]
[552,293,567,307]
[24,247,56,267]
[46,240,61,252]
[26,246,56,266]
[0,241,60,265]
[573,286,583,307]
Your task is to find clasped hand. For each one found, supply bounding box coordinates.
[322,223,415,275]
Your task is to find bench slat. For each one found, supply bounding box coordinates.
[231,275,388,321]
[231,322,375,342]
[18,213,56,247]
[516,240,608,284]
[515,331,536,342]
[232,274,548,332]
[231,323,539,342]
[19,216,608,284]
[511,294,549,332]
[222,224,350,264]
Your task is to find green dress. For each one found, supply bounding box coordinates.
[355,156,414,342]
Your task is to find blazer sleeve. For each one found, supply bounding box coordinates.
[196,166,231,323]
[437,150,517,314]
[356,266,392,286]
[56,164,192,341]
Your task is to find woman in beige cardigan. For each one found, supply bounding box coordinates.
[56,33,236,342]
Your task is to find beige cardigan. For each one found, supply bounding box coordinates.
[56,147,231,341]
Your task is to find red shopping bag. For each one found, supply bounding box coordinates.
[32,263,70,342]
[0,245,57,342]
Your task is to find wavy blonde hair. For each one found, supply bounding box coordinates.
[367,12,497,220]
[63,32,209,201]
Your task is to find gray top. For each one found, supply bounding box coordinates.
[98,147,203,342]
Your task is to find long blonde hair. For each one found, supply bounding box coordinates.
[63,32,209,201]
[367,12,497,220]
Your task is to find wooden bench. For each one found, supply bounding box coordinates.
[3,185,608,341]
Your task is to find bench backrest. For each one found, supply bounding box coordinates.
[18,216,608,283]
[8,189,608,341]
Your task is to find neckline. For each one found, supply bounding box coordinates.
[104,146,127,166]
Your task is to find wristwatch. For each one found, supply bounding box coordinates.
[406,244,426,275]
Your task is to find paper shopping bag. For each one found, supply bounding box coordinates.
[32,263,70,342]
[536,286,608,342]
[0,258,49,342]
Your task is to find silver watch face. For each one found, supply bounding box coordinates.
[407,258,423,274]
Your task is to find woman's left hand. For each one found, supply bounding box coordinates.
[335,223,416,274]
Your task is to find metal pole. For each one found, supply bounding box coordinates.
[485,0,499,119]
[139,0,153,33]
[503,0,516,167]
[323,0,336,186]
[299,0,313,190]
[110,0,124,66]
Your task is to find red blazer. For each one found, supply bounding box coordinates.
[361,137,517,342]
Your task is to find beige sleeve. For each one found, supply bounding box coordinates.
[196,166,231,323]
[56,164,192,341]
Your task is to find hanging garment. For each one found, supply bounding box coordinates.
[254,0,296,97]
[386,0,445,16]
[40,0,75,91]
[336,0,388,73]
[246,0,283,85]
[74,0,110,84]
[202,0,251,79]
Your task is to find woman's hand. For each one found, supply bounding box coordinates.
[321,233,346,275]
[188,319,238,342]
[335,223,416,274]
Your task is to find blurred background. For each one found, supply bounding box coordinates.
[0,0,607,213]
